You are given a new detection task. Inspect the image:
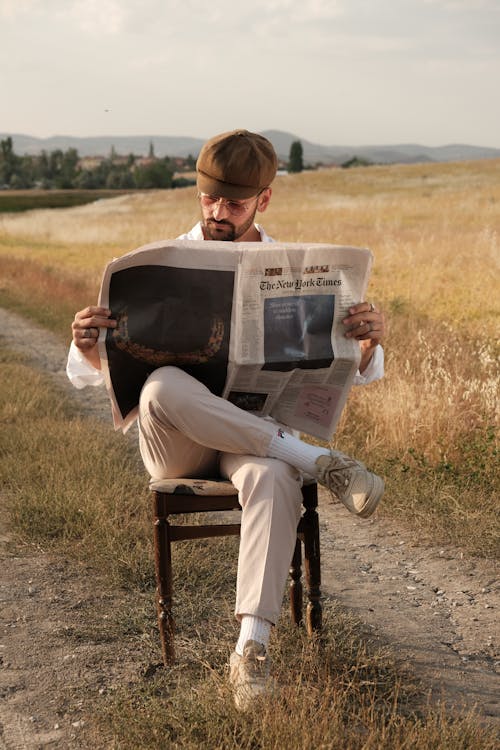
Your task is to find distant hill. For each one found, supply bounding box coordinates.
[2,130,500,166]
[260,130,500,165]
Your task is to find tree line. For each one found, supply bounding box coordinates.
[0,137,196,191]
[0,136,340,192]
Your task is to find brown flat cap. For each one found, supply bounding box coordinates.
[196,129,278,199]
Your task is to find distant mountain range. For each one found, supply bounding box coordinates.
[3,130,500,165]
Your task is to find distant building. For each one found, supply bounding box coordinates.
[78,156,105,170]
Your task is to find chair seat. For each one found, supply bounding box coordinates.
[149,477,238,496]
[149,475,317,496]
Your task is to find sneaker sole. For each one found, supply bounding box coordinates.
[358,473,385,518]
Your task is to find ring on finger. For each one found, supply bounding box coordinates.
[82,327,97,338]
[369,302,376,312]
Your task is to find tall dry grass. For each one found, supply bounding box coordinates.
[334,318,498,555]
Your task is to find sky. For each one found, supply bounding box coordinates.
[1,0,499,148]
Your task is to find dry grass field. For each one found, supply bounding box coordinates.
[1,159,498,555]
[0,160,499,748]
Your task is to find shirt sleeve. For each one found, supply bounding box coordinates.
[66,341,105,389]
[353,344,384,386]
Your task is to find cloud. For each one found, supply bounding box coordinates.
[265,0,345,22]
[422,0,499,9]
[65,0,128,35]
[120,0,345,35]
[0,0,41,19]
[0,0,126,33]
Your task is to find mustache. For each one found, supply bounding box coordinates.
[207,218,233,227]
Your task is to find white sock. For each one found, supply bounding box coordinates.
[236,615,272,656]
[266,428,330,476]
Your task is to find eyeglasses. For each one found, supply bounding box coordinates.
[198,190,264,216]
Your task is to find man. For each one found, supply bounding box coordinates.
[67,129,386,710]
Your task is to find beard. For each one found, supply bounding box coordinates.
[202,209,257,242]
[203,218,237,241]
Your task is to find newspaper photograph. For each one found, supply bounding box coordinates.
[97,240,373,440]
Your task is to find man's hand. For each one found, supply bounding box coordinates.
[342,302,386,373]
[71,306,116,369]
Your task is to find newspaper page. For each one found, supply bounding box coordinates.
[97,240,372,439]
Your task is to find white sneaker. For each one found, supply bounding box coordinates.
[229,640,271,711]
[315,451,384,518]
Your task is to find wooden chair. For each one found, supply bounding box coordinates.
[150,477,322,665]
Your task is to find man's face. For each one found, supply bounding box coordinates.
[199,190,270,242]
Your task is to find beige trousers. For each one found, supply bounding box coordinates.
[138,367,303,624]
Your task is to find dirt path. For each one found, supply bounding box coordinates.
[0,308,498,748]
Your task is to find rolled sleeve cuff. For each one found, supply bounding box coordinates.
[66,341,105,389]
[353,345,384,385]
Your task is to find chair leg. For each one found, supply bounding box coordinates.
[289,538,303,626]
[153,493,175,665]
[302,504,322,635]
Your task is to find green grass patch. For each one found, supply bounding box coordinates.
[0,189,137,213]
[382,447,499,558]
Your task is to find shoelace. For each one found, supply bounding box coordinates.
[318,456,358,497]
[242,649,268,678]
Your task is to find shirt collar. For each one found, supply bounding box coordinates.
[183,222,274,243]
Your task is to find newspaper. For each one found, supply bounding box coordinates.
[97,240,373,440]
